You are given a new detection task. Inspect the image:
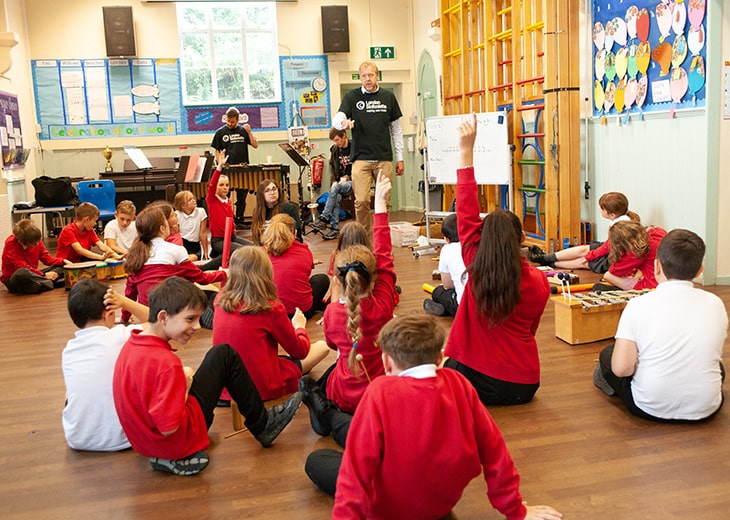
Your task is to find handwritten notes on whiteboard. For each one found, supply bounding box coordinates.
[425,112,511,185]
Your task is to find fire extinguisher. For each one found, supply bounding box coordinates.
[311,155,324,187]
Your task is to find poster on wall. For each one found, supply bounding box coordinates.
[591,0,707,119]
[280,55,331,128]
[0,91,27,168]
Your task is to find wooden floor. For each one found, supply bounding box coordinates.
[1,211,729,519]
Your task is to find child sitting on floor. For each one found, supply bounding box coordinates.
[62,278,148,451]
[174,190,209,261]
[1,219,69,294]
[104,200,137,257]
[113,276,303,476]
[305,313,563,520]
[212,246,329,402]
[600,220,667,290]
[423,213,467,317]
[298,172,398,448]
[56,202,121,263]
[123,205,226,322]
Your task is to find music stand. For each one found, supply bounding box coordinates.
[278,143,321,236]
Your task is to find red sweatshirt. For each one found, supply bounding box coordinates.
[444,167,550,385]
[334,368,526,520]
[213,299,309,401]
[206,168,235,239]
[269,241,315,314]
[1,235,64,285]
[323,212,398,413]
[608,226,667,290]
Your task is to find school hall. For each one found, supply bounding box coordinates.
[1,0,729,518]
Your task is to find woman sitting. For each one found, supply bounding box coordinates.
[251,179,302,245]
[262,213,329,319]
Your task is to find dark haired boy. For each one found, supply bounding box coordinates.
[1,219,68,294]
[312,127,353,240]
[594,229,727,421]
[112,276,302,476]
[305,313,562,520]
[423,213,467,316]
[62,278,147,451]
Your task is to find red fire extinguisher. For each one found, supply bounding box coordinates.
[311,155,324,187]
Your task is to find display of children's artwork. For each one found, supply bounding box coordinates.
[592,0,706,121]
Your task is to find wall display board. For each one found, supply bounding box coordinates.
[32,55,331,141]
[0,91,27,168]
[280,55,331,128]
[591,0,707,118]
[425,112,510,185]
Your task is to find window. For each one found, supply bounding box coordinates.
[177,2,281,105]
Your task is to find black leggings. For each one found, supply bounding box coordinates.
[443,358,539,406]
[189,344,268,435]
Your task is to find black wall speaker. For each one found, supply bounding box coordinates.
[103,6,136,57]
[321,6,349,53]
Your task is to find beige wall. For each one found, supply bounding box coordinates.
[717,1,730,282]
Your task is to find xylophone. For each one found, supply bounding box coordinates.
[181,164,290,201]
[553,289,651,345]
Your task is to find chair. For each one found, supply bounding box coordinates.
[77,180,116,231]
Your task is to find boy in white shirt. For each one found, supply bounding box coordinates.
[593,229,727,421]
[423,213,467,316]
[62,278,148,451]
[104,200,137,256]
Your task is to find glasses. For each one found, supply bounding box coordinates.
[263,187,278,194]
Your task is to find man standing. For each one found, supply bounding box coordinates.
[333,61,404,233]
[312,128,353,240]
[211,107,259,224]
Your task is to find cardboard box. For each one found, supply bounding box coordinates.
[389,221,419,247]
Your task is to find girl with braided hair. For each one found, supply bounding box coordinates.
[298,172,398,448]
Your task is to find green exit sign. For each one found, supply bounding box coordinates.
[370,46,395,60]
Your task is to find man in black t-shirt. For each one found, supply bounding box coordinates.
[210,107,259,224]
[333,61,404,233]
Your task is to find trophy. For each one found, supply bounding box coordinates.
[102,146,113,172]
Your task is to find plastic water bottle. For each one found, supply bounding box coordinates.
[563,238,570,250]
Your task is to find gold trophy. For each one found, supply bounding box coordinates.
[102,146,113,172]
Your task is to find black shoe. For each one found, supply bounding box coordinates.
[311,219,328,230]
[253,392,303,448]
[322,229,339,241]
[200,306,214,330]
[395,285,402,295]
[593,363,615,396]
[527,245,547,265]
[592,282,619,293]
[423,299,445,316]
[216,399,231,408]
[298,375,333,436]
[149,450,209,476]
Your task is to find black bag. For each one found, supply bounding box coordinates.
[31,176,79,206]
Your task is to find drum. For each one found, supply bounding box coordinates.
[96,263,109,281]
[63,261,98,290]
[107,260,126,279]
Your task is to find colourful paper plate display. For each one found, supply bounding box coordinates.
[594,80,606,111]
[595,49,607,80]
[636,74,648,108]
[605,51,616,82]
[604,81,616,112]
[688,55,705,96]
[651,41,672,76]
[624,78,638,109]
[614,78,627,113]
[627,43,639,79]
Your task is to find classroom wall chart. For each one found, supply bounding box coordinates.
[31,55,331,140]
[0,90,27,168]
[591,0,707,119]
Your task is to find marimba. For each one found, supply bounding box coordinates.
[553,289,651,345]
[182,163,291,200]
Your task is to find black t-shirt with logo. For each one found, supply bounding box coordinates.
[211,125,251,165]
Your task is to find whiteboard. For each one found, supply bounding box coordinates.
[425,112,511,185]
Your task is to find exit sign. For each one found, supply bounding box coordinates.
[370,46,395,60]
[352,71,383,81]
